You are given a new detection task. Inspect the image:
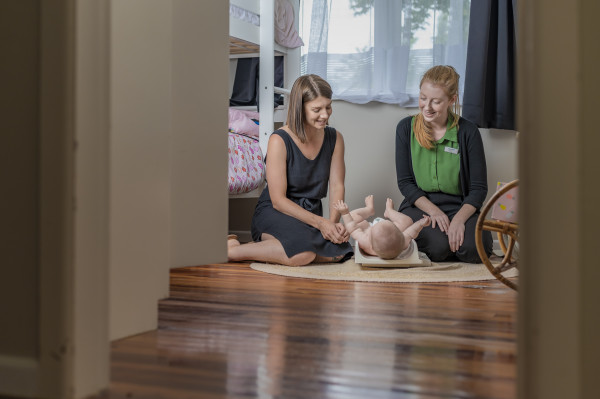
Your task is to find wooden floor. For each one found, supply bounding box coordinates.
[107,262,517,399]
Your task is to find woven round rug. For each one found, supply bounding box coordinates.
[250,257,518,283]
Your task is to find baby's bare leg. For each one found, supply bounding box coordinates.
[349,195,375,221]
[402,215,431,241]
[384,198,414,231]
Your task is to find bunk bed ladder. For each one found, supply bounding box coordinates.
[259,0,275,156]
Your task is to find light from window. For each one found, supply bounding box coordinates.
[300,0,471,106]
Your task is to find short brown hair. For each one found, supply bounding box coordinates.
[286,74,333,143]
[371,221,404,259]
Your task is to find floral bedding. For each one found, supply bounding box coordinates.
[228,130,265,195]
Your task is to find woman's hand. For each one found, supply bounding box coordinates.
[428,209,450,233]
[335,222,350,242]
[447,219,465,252]
[318,219,347,244]
[445,204,475,252]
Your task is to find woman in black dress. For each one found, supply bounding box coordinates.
[228,75,353,266]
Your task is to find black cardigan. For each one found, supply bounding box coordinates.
[395,115,488,211]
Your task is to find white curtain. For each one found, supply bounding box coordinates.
[300,0,471,106]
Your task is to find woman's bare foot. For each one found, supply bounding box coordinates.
[227,237,241,261]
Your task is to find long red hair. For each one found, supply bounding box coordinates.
[414,65,461,150]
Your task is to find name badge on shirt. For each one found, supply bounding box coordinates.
[444,146,458,154]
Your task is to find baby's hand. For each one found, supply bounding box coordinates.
[421,215,431,227]
[333,200,349,214]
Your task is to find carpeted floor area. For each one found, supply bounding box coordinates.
[250,257,518,283]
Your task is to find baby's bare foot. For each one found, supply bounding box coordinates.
[364,195,374,213]
[384,198,395,218]
[386,198,395,209]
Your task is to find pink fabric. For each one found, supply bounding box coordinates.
[275,0,304,49]
[238,109,259,120]
[228,132,265,195]
[491,182,518,222]
[228,108,259,137]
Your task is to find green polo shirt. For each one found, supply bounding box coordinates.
[410,116,461,195]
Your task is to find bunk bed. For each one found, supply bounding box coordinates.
[227,0,301,198]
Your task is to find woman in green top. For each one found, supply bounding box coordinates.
[395,65,493,263]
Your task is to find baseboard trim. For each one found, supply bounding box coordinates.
[492,238,520,257]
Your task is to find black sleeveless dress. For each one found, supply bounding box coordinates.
[251,127,354,260]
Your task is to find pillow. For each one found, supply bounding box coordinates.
[228,108,259,137]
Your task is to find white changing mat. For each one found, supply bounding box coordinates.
[354,239,432,268]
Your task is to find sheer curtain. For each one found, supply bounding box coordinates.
[300,0,471,106]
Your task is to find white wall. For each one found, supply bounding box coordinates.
[328,102,412,216]
[73,0,110,395]
[109,0,173,340]
[328,101,519,217]
[171,1,229,267]
[109,0,229,340]
[480,128,519,191]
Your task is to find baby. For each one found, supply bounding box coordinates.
[333,195,431,259]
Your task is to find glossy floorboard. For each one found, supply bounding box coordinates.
[107,262,517,399]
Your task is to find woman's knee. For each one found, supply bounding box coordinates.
[456,231,492,263]
[284,251,316,266]
[456,242,482,263]
[417,233,451,262]
[426,246,453,262]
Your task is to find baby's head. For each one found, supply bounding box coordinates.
[370,220,405,259]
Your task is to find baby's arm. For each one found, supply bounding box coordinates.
[332,200,361,233]
[332,200,377,255]
[332,200,371,239]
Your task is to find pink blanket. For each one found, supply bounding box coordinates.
[228,132,265,195]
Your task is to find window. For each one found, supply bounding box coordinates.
[300,0,471,106]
